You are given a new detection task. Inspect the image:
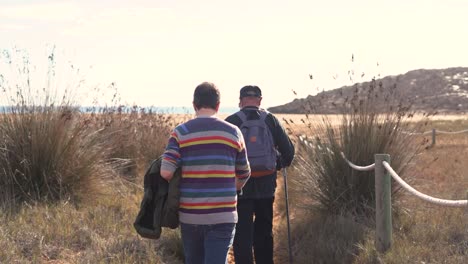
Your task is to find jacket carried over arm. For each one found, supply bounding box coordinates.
[225,107,295,199]
[134,157,181,239]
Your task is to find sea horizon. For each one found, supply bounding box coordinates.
[0,105,241,115]
[86,106,241,115]
[145,106,240,114]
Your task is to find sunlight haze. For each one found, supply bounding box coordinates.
[1,0,468,109]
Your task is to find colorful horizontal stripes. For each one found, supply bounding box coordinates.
[161,116,250,225]
[179,136,241,149]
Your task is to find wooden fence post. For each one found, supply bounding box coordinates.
[374,154,392,253]
[431,128,436,146]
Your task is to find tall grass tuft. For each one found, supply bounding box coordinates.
[89,105,178,180]
[0,48,115,209]
[291,78,429,215]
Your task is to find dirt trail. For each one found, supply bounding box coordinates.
[272,173,290,264]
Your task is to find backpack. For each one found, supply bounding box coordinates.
[236,110,277,174]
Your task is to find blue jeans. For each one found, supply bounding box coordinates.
[180,222,236,264]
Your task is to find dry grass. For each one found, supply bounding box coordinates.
[0,109,186,263]
[277,115,468,264]
[86,108,183,179]
[0,109,466,263]
[0,48,183,263]
[278,113,468,136]
[0,188,183,263]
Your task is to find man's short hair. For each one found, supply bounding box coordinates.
[193,82,220,110]
[240,85,262,99]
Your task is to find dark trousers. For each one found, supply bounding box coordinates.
[233,198,274,264]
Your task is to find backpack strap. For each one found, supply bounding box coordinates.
[258,109,269,121]
[236,108,270,123]
[236,110,248,123]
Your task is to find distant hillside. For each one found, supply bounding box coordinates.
[268,67,468,114]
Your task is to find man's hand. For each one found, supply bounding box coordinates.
[160,169,174,181]
[276,156,283,171]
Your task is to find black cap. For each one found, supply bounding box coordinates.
[239,85,262,98]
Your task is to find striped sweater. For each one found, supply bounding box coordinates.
[161,116,251,225]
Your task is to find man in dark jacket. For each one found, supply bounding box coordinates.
[225,85,295,264]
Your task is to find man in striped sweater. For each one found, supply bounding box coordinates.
[161,82,251,264]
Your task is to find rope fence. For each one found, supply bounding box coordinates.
[297,136,467,253]
[340,152,375,171]
[382,161,467,206]
[400,128,468,135]
[342,153,467,253]
[341,154,467,207]
[301,126,468,148]
[399,127,468,146]
[435,128,468,134]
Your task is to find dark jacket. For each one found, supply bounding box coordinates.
[134,157,181,239]
[225,106,295,199]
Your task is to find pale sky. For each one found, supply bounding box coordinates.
[1,0,468,108]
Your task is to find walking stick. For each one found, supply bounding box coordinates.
[282,167,293,264]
